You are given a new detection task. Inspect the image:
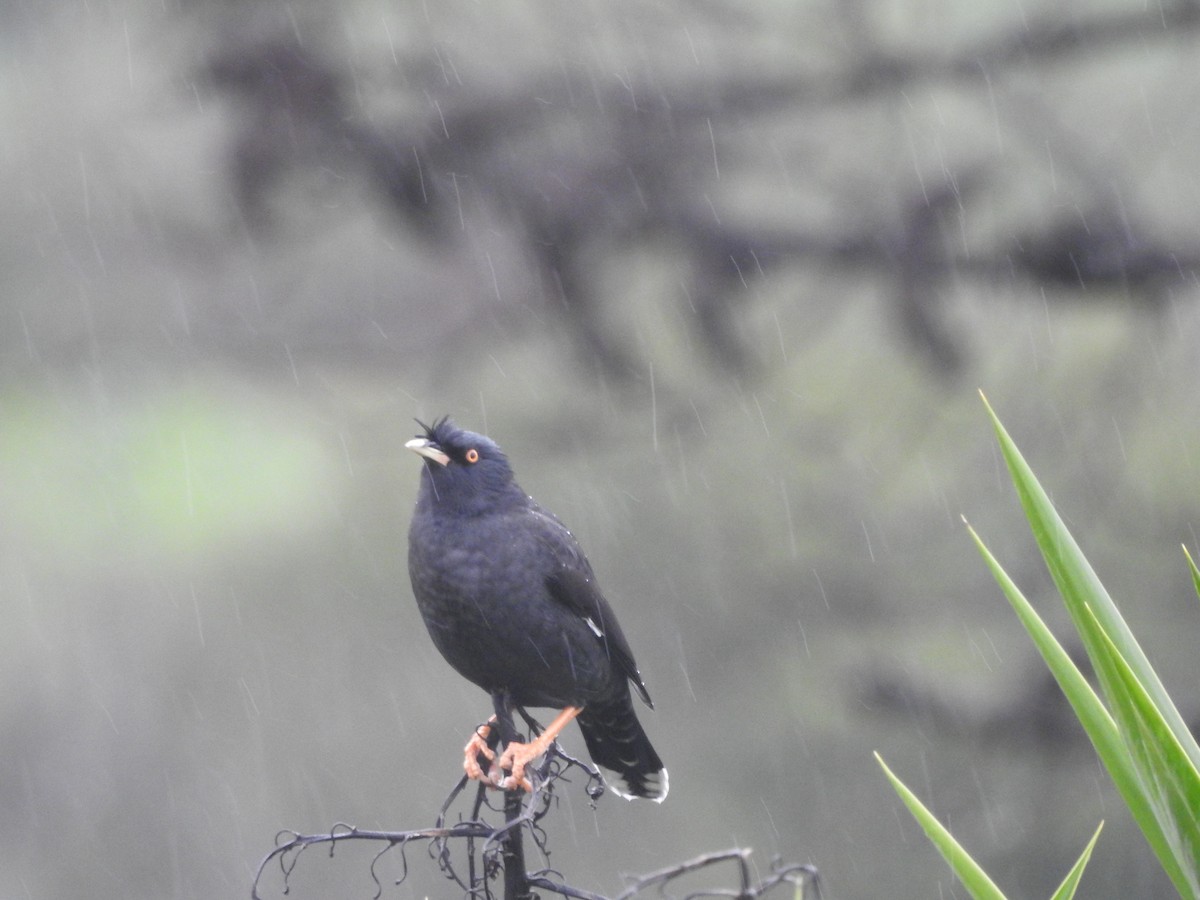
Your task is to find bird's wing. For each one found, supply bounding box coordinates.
[529,506,654,708]
[545,565,654,708]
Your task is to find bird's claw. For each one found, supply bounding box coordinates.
[463,722,496,784]
[463,721,539,793]
[494,740,539,793]
[495,772,534,793]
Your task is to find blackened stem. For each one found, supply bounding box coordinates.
[492,691,533,900]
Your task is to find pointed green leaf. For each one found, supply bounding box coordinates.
[966,521,1187,886]
[1184,546,1200,603]
[979,394,1200,897]
[980,394,1200,774]
[875,752,1008,900]
[980,393,1200,773]
[1084,606,1200,896]
[966,523,1131,787]
[1049,822,1104,900]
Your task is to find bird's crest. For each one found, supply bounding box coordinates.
[414,415,455,444]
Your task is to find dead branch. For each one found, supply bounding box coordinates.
[251,740,820,900]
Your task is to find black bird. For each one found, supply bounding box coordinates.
[405,417,667,801]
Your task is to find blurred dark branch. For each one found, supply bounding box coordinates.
[197,2,1200,384]
[395,3,1200,119]
[960,3,1200,74]
[507,4,1200,118]
[825,2,1200,102]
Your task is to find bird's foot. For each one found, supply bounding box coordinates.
[463,719,499,786]
[494,706,584,792]
[463,706,583,793]
[464,723,537,793]
[494,739,542,794]
[464,722,530,790]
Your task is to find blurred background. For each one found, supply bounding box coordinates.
[4,1,1200,897]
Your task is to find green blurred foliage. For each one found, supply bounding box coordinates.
[1,389,331,566]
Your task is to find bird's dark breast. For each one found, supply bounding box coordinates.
[408,513,614,709]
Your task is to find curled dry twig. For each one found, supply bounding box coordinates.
[251,741,820,900]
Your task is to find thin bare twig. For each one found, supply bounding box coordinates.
[251,740,819,900]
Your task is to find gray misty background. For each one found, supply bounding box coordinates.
[4,1,1200,898]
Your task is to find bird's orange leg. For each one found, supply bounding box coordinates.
[495,706,583,793]
[464,716,500,786]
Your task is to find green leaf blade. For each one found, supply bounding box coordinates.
[875,753,1008,900]
[966,524,1129,785]
[980,395,1200,773]
[1049,822,1104,900]
[1085,606,1200,896]
[1184,545,1200,604]
[966,521,1189,888]
[980,394,1200,897]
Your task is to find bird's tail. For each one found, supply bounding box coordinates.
[577,693,668,802]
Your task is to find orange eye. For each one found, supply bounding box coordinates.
[465,448,480,464]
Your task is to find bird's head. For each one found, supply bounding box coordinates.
[405,417,521,514]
